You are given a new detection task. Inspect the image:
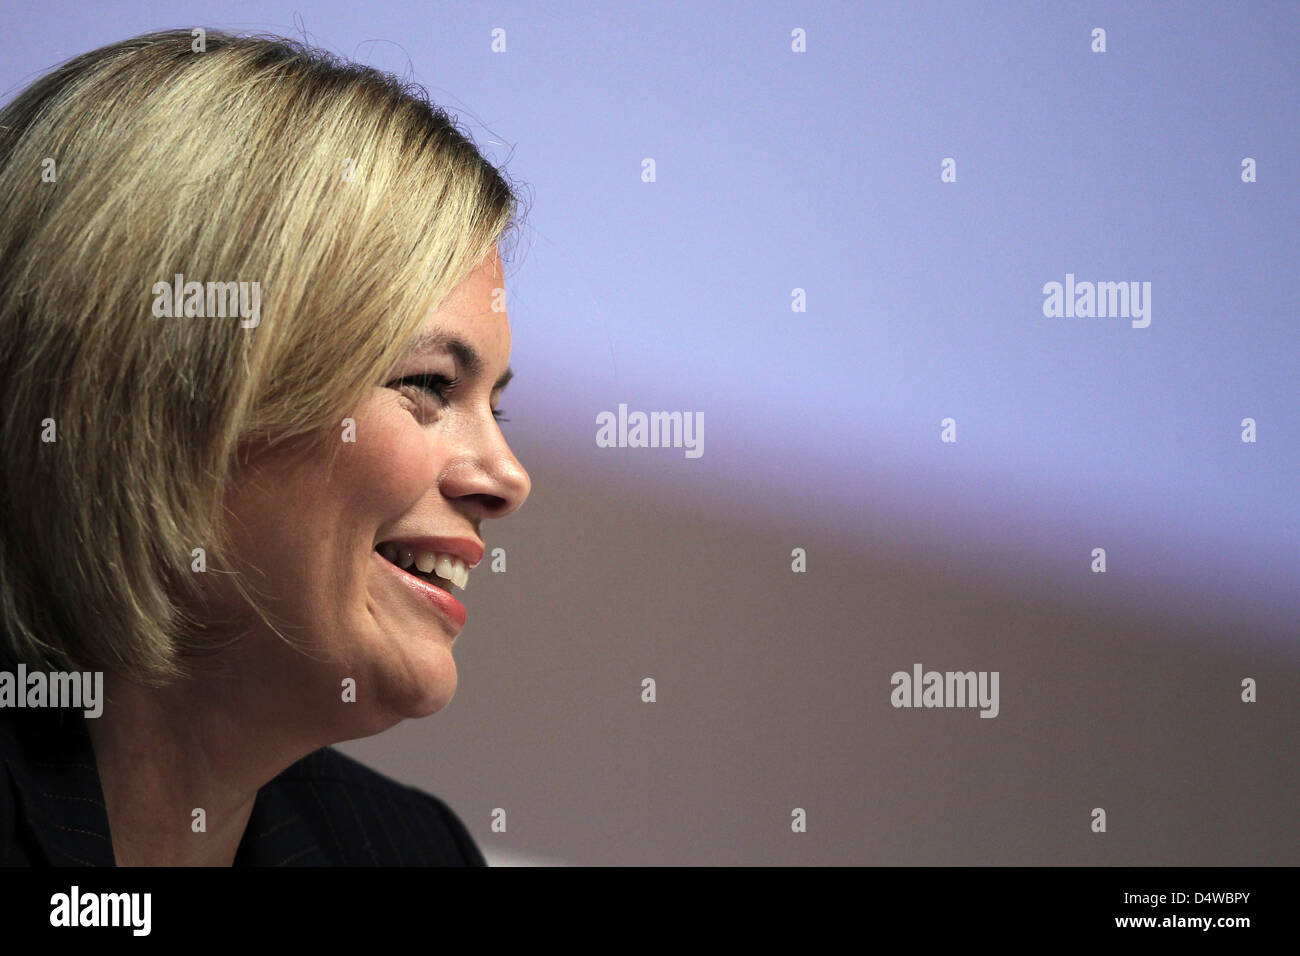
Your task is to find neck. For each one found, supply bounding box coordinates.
[85,660,321,867]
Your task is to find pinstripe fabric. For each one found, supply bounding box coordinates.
[0,704,486,867]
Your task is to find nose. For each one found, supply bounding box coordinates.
[439,419,531,522]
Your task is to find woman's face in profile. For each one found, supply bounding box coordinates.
[213,250,530,737]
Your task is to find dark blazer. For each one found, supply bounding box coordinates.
[0,702,487,866]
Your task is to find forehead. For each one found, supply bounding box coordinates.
[403,253,512,386]
[429,250,506,332]
[437,250,505,317]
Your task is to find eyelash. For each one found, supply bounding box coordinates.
[388,373,508,422]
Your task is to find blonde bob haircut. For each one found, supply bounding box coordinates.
[0,29,527,684]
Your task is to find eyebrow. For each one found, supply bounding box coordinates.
[405,329,514,392]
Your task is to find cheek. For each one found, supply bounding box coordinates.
[342,401,440,515]
[215,398,439,612]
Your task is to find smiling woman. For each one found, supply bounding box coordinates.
[0,28,531,866]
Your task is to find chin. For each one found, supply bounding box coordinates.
[378,643,460,723]
[330,672,457,744]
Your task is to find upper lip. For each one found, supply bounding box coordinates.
[376,535,484,570]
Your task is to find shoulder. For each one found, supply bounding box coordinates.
[0,706,107,866]
[0,712,19,861]
[262,746,487,866]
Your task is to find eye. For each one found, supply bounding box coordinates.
[388,372,509,423]
[388,372,458,409]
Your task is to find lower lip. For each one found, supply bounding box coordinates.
[373,550,467,631]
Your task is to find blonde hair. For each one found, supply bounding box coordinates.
[0,29,527,684]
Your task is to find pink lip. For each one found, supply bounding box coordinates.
[373,549,467,631]
[376,536,484,570]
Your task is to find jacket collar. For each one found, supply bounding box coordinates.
[2,705,116,865]
[2,703,325,866]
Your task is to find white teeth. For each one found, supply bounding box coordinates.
[380,544,470,591]
[432,555,470,591]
